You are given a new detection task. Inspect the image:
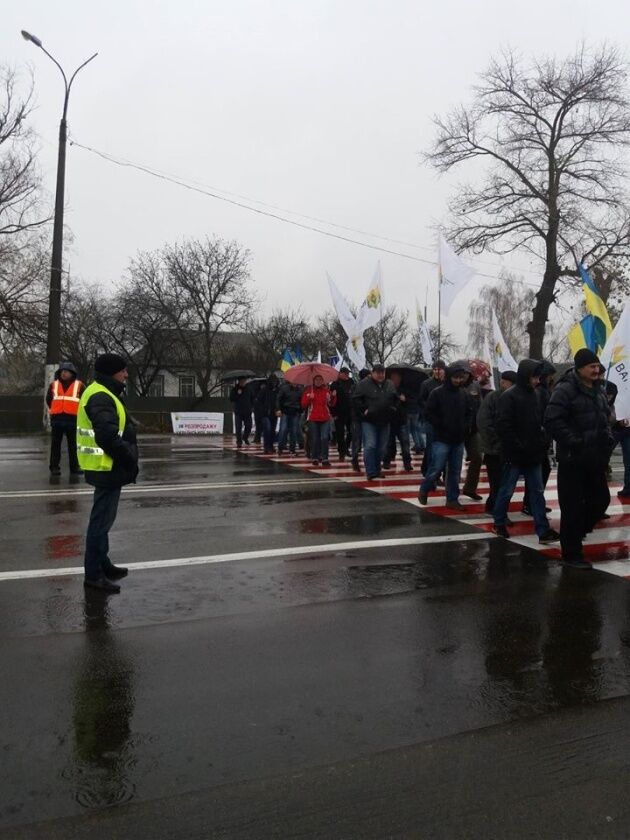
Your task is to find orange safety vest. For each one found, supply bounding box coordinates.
[49,379,83,416]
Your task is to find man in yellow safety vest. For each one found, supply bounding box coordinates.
[46,362,85,475]
[77,353,139,593]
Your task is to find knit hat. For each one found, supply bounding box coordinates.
[574,348,600,370]
[500,371,517,384]
[94,353,128,376]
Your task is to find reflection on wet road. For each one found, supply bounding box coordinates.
[2,435,630,838]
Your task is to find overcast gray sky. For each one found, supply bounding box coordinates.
[2,0,628,345]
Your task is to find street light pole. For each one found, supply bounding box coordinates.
[20,30,97,427]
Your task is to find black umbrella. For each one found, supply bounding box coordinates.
[386,364,428,386]
[220,369,256,382]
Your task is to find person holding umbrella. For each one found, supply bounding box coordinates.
[229,376,253,448]
[300,374,336,466]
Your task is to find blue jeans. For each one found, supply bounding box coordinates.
[407,413,426,451]
[421,441,464,502]
[494,463,549,536]
[310,420,331,461]
[84,486,122,581]
[361,422,390,478]
[261,416,277,451]
[423,421,434,473]
[278,414,300,452]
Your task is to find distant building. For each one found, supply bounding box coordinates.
[130,329,262,398]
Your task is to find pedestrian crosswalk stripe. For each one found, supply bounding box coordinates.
[226,441,630,581]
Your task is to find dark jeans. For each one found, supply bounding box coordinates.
[421,422,434,475]
[483,453,503,513]
[278,414,300,452]
[494,463,549,537]
[386,422,411,468]
[523,454,551,509]
[310,420,331,461]
[253,412,263,443]
[234,411,252,446]
[557,459,610,560]
[261,416,277,452]
[351,419,362,462]
[50,419,80,471]
[407,413,425,451]
[334,416,353,458]
[462,432,482,494]
[362,422,390,478]
[84,486,122,581]
[421,441,464,502]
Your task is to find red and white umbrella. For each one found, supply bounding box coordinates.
[283,362,339,386]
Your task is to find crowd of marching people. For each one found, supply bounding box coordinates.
[231,347,627,570]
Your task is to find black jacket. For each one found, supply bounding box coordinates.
[254,378,279,418]
[276,382,303,415]
[425,370,472,445]
[544,369,613,464]
[330,377,354,418]
[419,376,443,420]
[351,377,398,425]
[497,359,547,467]
[477,388,502,456]
[229,384,253,414]
[84,374,138,488]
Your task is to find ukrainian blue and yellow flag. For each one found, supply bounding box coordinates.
[567,264,613,355]
[280,349,294,372]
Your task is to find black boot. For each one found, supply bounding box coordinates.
[104,565,128,579]
[84,577,120,593]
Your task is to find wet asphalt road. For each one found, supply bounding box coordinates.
[3,436,630,838]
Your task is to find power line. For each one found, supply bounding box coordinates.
[70,137,546,286]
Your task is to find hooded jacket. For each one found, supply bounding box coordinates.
[424,364,472,445]
[83,373,138,488]
[544,368,613,464]
[497,359,547,466]
[46,362,85,422]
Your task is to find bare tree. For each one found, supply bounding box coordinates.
[364,305,410,365]
[128,237,255,397]
[248,307,319,372]
[467,272,535,358]
[0,67,47,237]
[0,234,48,352]
[403,324,460,365]
[426,44,630,357]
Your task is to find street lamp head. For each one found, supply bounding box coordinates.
[21,30,43,48]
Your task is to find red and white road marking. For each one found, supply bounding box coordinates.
[226,441,630,580]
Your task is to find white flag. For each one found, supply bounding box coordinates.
[334,347,346,371]
[492,310,518,372]
[415,299,434,365]
[327,274,356,338]
[345,335,366,371]
[481,334,496,390]
[328,272,368,371]
[439,234,476,316]
[357,262,384,331]
[601,302,630,420]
